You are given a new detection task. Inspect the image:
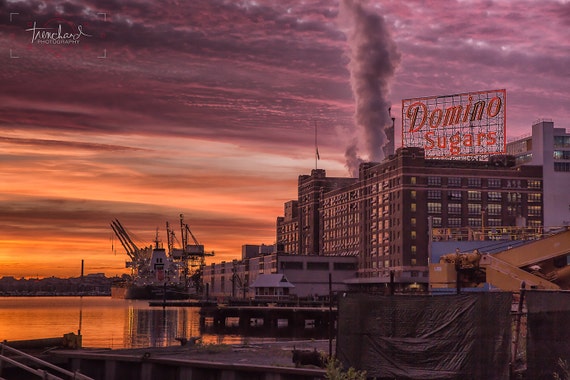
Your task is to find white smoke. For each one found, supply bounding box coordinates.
[339,0,401,176]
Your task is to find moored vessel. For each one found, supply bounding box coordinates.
[110,215,213,300]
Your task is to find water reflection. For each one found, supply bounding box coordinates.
[0,297,331,349]
[123,305,330,347]
[123,307,199,348]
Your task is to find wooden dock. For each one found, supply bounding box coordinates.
[148,300,217,307]
[199,305,337,329]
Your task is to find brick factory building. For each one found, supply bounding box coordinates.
[277,146,543,292]
[207,117,570,297]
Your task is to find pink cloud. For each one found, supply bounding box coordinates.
[1,0,568,277]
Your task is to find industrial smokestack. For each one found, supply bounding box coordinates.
[339,0,400,175]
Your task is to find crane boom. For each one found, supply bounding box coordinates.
[110,222,136,260]
[112,219,141,258]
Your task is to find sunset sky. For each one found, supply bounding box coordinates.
[1,0,569,278]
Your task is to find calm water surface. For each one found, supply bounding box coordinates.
[0,297,328,349]
[0,297,199,348]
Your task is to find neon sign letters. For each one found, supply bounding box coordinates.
[402,89,506,158]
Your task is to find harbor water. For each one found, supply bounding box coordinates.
[0,297,329,349]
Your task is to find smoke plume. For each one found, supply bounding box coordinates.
[344,141,365,177]
[340,0,400,176]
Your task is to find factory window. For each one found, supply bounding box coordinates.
[468,218,482,227]
[488,178,501,188]
[528,205,542,216]
[427,202,442,214]
[487,218,502,227]
[448,190,462,201]
[508,192,522,202]
[488,192,502,202]
[427,176,441,186]
[468,203,482,215]
[553,150,570,160]
[427,190,441,199]
[468,191,481,201]
[528,180,542,189]
[487,204,502,216]
[528,220,542,228]
[528,193,542,202]
[554,162,570,172]
[432,217,442,227]
[448,218,462,227]
[448,203,462,214]
[506,180,522,188]
[447,177,462,187]
[467,178,482,187]
[554,136,570,148]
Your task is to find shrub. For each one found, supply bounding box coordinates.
[324,356,367,380]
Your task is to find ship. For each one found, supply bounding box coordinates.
[110,215,214,300]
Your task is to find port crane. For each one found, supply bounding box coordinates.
[163,214,214,294]
[110,219,152,270]
[177,214,214,293]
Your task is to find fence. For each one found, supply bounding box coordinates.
[0,343,93,380]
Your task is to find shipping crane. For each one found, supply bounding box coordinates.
[110,219,152,269]
[174,214,214,294]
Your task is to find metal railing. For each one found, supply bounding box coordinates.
[431,226,547,242]
[0,343,93,380]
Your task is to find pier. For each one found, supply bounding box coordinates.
[198,306,337,330]
[52,341,330,380]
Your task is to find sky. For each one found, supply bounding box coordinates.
[1,0,569,278]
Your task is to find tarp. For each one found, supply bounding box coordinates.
[526,290,570,380]
[337,293,512,380]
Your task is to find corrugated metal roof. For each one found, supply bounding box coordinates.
[249,274,295,288]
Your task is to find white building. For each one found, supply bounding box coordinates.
[202,253,358,300]
[507,119,570,228]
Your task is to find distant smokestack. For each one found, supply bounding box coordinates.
[339,0,400,173]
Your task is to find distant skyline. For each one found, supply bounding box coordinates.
[1,0,569,277]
